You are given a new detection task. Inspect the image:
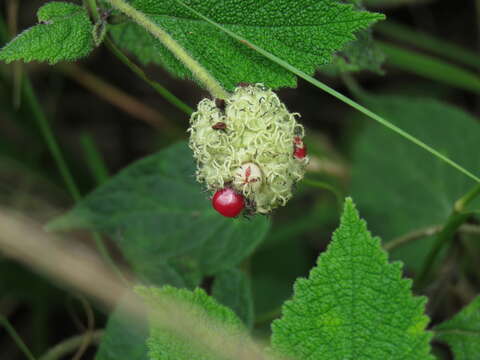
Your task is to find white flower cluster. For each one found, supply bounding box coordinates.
[188,84,308,214]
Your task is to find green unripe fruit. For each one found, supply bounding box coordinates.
[188,83,308,214]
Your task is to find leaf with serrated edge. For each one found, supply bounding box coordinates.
[105,0,384,90]
[0,2,94,64]
[271,198,434,360]
[434,296,480,360]
[324,0,385,74]
[47,142,270,289]
[138,285,246,360]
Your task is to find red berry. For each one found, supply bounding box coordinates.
[212,188,245,217]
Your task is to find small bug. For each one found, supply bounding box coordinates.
[212,122,227,131]
[215,98,226,112]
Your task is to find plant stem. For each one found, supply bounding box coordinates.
[416,183,480,288]
[104,0,229,99]
[59,63,178,131]
[384,224,480,252]
[23,76,127,285]
[384,225,443,252]
[22,79,82,202]
[38,330,103,360]
[0,315,36,360]
[80,133,109,185]
[454,183,480,213]
[303,178,343,210]
[176,0,480,185]
[376,21,480,71]
[378,41,480,95]
[104,37,193,115]
[85,0,100,21]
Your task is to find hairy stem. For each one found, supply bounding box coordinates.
[104,0,229,99]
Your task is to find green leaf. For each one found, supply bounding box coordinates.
[271,198,433,359]
[48,142,270,288]
[212,268,254,329]
[107,0,384,90]
[323,0,385,74]
[350,96,480,272]
[434,296,480,360]
[138,285,245,360]
[0,2,94,64]
[332,29,385,73]
[95,297,149,360]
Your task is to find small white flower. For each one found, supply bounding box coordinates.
[189,83,308,214]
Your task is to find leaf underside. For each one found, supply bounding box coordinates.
[271,198,434,360]
[47,142,270,289]
[106,0,384,90]
[0,2,94,64]
[350,95,480,272]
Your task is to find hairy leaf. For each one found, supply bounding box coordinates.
[332,28,385,73]
[350,96,480,272]
[271,198,433,359]
[138,285,245,360]
[95,298,149,360]
[434,296,480,360]
[323,0,385,74]
[106,0,384,90]
[212,268,254,329]
[0,2,94,64]
[48,142,270,288]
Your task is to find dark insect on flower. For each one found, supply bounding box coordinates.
[215,98,226,111]
[212,122,227,130]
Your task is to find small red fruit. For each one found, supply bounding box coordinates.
[212,188,245,217]
[293,136,307,159]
